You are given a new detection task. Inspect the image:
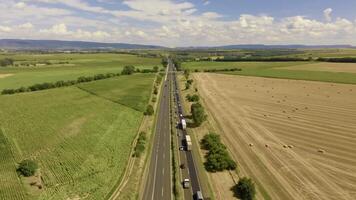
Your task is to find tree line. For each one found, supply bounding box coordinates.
[215,56,309,62]
[1,65,159,95]
[0,58,14,67]
[201,133,237,172]
[316,57,356,63]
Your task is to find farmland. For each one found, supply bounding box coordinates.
[183,61,356,84]
[0,53,160,90]
[0,73,156,199]
[194,73,356,200]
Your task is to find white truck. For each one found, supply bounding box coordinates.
[185,135,192,151]
[181,118,187,130]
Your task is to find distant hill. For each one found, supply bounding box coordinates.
[0,39,164,50]
[0,39,354,50]
[187,44,355,50]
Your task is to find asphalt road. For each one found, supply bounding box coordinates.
[142,63,172,200]
[172,66,202,199]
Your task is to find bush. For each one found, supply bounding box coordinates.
[153,66,159,72]
[187,79,193,85]
[186,94,199,102]
[0,58,14,67]
[17,159,38,177]
[191,102,206,126]
[185,82,190,90]
[133,131,147,157]
[144,105,154,116]
[234,177,256,200]
[201,133,237,172]
[152,96,157,102]
[121,65,135,75]
[153,86,158,95]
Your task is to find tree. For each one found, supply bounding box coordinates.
[144,105,154,116]
[161,57,168,68]
[186,94,200,102]
[184,69,190,80]
[191,103,206,126]
[185,82,190,90]
[234,177,256,200]
[153,66,159,72]
[0,58,14,67]
[17,159,38,177]
[121,65,135,75]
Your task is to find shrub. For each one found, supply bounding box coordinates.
[144,105,154,116]
[185,82,190,90]
[201,133,237,172]
[187,79,194,85]
[152,96,157,102]
[153,86,158,95]
[234,177,256,200]
[153,66,159,72]
[191,102,206,126]
[186,94,199,102]
[133,132,147,157]
[121,65,136,75]
[0,58,14,67]
[17,159,38,177]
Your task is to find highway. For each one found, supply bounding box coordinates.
[142,59,202,200]
[172,68,202,199]
[142,62,172,200]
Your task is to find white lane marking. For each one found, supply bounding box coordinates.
[163,168,165,175]
[163,152,165,159]
[151,154,159,200]
[162,187,164,197]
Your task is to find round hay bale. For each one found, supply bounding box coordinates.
[249,143,254,147]
[283,145,288,148]
[318,149,325,153]
[265,144,269,148]
[288,145,294,148]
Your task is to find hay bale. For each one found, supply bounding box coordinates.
[288,145,294,148]
[318,149,325,153]
[283,145,288,148]
[249,143,254,147]
[265,144,269,148]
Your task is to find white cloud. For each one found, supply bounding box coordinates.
[18,22,34,29]
[0,26,12,32]
[324,8,333,22]
[0,1,355,46]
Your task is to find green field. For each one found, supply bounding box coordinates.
[0,73,155,199]
[183,61,356,84]
[0,53,160,90]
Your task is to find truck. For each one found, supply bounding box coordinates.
[183,178,190,188]
[181,118,187,130]
[195,191,204,200]
[185,135,192,151]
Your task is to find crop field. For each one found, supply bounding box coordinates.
[194,73,356,200]
[183,61,356,84]
[0,53,160,90]
[0,73,155,199]
[282,62,356,73]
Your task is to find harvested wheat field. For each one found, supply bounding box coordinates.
[194,73,356,200]
[283,62,356,73]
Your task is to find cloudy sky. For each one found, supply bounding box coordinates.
[1,0,356,47]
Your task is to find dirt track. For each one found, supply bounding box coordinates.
[194,73,356,200]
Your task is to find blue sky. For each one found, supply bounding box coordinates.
[0,0,356,46]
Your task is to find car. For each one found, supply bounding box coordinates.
[183,178,190,188]
[194,191,204,200]
[180,163,185,169]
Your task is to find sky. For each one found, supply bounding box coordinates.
[1,0,356,47]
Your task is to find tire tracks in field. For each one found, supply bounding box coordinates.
[195,73,355,200]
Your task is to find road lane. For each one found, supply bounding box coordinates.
[142,63,172,200]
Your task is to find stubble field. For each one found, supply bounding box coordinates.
[194,73,356,200]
